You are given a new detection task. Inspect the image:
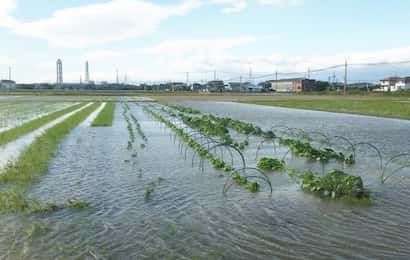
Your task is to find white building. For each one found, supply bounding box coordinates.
[0,80,16,89]
[379,77,406,92]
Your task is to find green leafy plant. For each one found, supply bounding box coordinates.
[299,170,369,200]
[245,182,259,192]
[232,172,248,185]
[257,157,286,171]
[168,105,201,114]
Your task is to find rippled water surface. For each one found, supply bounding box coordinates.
[1,101,409,259]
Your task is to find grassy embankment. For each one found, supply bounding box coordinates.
[241,98,410,120]
[0,102,101,214]
[0,102,86,146]
[91,102,116,127]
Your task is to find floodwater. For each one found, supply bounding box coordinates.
[0,103,93,170]
[0,101,410,259]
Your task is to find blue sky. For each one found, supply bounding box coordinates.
[1,0,410,83]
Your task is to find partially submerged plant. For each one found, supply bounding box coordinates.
[232,172,248,185]
[245,182,259,193]
[0,189,89,215]
[145,182,157,199]
[64,199,89,209]
[230,172,260,192]
[168,105,201,114]
[279,138,353,164]
[299,170,369,200]
[257,157,286,171]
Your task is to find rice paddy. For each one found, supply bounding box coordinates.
[0,96,409,259]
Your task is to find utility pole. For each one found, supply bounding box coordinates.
[344,60,347,96]
[275,71,278,91]
[8,66,11,81]
[249,66,252,81]
[307,67,310,79]
[214,70,216,80]
[186,72,189,86]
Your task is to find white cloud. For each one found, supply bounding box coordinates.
[0,0,18,27]
[0,0,302,47]
[0,0,202,47]
[209,0,247,13]
[208,0,302,14]
[257,0,302,6]
[142,36,256,56]
[84,35,256,60]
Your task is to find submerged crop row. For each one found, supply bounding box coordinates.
[0,102,101,186]
[0,102,86,147]
[91,102,116,127]
[162,107,249,150]
[161,104,372,202]
[165,104,355,165]
[0,102,101,214]
[144,106,261,193]
[130,113,148,143]
[122,103,135,150]
[254,156,369,202]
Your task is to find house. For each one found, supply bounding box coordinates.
[191,83,207,91]
[226,82,263,92]
[379,77,406,92]
[268,78,316,92]
[0,80,16,89]
[243,82,262,92]
[206,80,225,92]
[227,82,244,92]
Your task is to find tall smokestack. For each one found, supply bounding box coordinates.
[85,61,90,82]
[56,59,63,85]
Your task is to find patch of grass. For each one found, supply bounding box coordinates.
[0,102,86,146]
[63,199,89,209]
[0,102,101,186]
[242,99,410,120]
[0,189,89,214]
[91,102,116,126]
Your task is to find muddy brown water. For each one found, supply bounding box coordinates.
[0,102,409,259]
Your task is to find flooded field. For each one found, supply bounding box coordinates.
[0,99,409,259]
[0,101,73,132]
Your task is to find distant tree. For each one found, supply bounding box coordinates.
[315,81,330,91]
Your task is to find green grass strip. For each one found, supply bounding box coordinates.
[0,102,86,146]
[241,99,410,120]
[0,102,101,186]
[91,102,116,127]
